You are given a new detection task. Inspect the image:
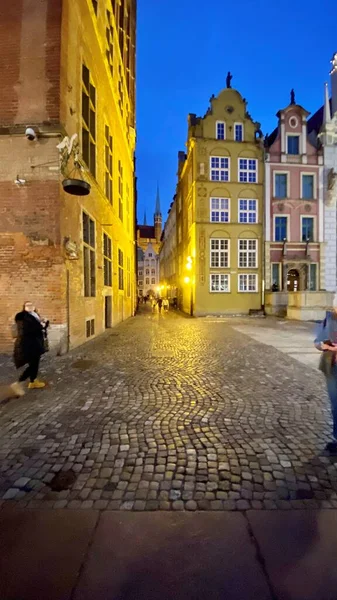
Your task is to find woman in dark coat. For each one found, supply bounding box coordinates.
[14,301,47,389]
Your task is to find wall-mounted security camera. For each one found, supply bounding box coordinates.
[25,127,37,141]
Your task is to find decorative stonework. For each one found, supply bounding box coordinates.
[304,204,312,212]
[277,203,284,212]
[327,168,337,206]
[199,228,206,285]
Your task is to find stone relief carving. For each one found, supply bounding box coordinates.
[327,168,337,206]
[304,203,312,212]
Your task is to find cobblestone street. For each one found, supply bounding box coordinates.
[0,307,336,512]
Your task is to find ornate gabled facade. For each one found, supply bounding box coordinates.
[160,76,265,316]
[137,188,162,296]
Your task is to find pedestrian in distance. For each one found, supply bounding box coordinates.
[13,301,49,390]
[315,295,337,453]
[157,297,163,314]
[163,298,169,312]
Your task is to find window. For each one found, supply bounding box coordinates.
[138,270,143,276]
[216,121,225,140]
[274,216,288,242]
[127,257,131,297]
[149,253,153,257]
[210,197,229,222]
[238,239,257,268]
[105,125,113,203]
[151,269,155,275]
[210,156,230,182]
[86,318,95,338]
[210,239,229,268]
[287,135,299,155]
[83,212,96,297]
[210,274,230,293]
[145,269,149,275]
[106,10,114,76]
[82,65,96,177]
[275,173,288,199]
[145,278,149,285]
[118,65,124,117]
[118,249,124,290]
[239,274,258,292]
[235,123,243,142]
[91,0,98,14]
[151,278,155,284]
[302,217,314,242]
[308,264,317,291]
[118,161,123,221]
[271,264,280,289]
[239,199,257,223]
[103,233,112,286]
[239,159,257,183]
[302,174,314,200]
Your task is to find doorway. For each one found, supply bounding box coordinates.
[105,296,112,329]
[287,269,300,292]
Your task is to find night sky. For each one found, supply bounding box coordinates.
[136,0,337,225]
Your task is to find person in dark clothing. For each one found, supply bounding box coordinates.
[14,301,47,389]
[157,298,163,314]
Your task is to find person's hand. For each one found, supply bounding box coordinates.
[322,343,337,351]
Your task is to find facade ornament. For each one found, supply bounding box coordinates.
[330,52,337,75]
[327,168,337,206]
[226,72,233,88]
[290,89,296,105]
[56,134,80,175]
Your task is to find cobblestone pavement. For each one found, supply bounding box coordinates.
[0,307,336,512]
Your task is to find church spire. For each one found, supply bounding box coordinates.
[155,184,161,216]
[324,82,331,124]
[143,209,147,225]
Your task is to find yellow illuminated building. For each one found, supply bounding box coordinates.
[160,78,264,316]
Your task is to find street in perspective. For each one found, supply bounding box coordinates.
[2,0,337,599]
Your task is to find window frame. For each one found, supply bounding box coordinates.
[286,133,300,155]
[301,172,316,200]
[238,273,258,293]
[210,238,230,269]
[273,214,289,242]
[210,197,230,223]
[238,158,258,183]
[273,171,289,199]
[216,121,226,140]
[210,156,230,182]
[118,248,124,290]
[103,232,112,287]
[83,211,96,297]
[118,160,123,221]
[238,239,258,269]
[104,124,113,203]
[271,263,281,289]
[238,199,258,224]
[234,122,244,142]
[210,273,230,293]
[301,215,315,242]
[81,64,96,178]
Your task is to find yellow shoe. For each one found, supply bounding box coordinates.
[28,380,46,390]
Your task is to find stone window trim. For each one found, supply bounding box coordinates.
[238,273,258,293]
[85,317,95,338]
[238,199,258,224]
[238,239,258,269]
[210,156,230,182]
[238,158,258,184]
[300,172,316,200]
[210,273,230,293]
[234,122,244,142]
[210,238,230,269]
[216,121,226,140]
[210,197,230,223]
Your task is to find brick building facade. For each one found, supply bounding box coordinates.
[0,0,136,352]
